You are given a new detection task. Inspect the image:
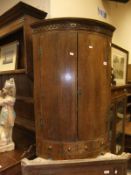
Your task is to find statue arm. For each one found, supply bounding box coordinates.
[0,97,6,106]
[0,97,15,106]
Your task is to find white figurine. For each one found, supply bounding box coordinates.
[0,78,16,152]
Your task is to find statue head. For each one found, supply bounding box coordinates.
[2,78,16,97]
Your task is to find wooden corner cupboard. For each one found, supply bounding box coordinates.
[32,18,115,160]
[0,2,47,175]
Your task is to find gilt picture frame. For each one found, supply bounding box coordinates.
[111,43,128,86]
[0,41,19,72]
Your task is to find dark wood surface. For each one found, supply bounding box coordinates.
[40,31,77,141]
[0,1,47,28]
[32,18,115,160]
[22,159,127,175]
[0,150,23,175]
[124,86,131,153]
[78,32,111,141]
[110,85,131,154]
[32,17,115,36]
[127,64,131,83]
[111,84,131,96]
[0,2,47,175]
[111,94,126,154]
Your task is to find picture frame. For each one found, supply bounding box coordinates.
[111,43,128,86]
[0,41,19,72]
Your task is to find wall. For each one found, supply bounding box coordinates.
[107,1,131,63]
[50,0,112,23]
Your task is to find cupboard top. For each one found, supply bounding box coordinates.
[0,1,47,28]
[32,17,115,36]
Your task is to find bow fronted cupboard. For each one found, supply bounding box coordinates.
[32,18,115,160]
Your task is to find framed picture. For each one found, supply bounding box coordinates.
[111,43,128,86]
[0,41,19,72]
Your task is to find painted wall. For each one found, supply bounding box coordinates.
[108,1,131,63]
[50,0,113,23]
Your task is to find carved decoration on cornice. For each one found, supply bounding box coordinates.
[32,19,115,37]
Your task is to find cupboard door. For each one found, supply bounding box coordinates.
[39,31,77,141]
[78,32,111,140]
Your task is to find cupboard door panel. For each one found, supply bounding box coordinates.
[78,32,111,140]
[40,31,77,141]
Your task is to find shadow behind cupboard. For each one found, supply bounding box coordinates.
[32,18,115,160]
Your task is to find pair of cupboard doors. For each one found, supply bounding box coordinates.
[33,19,114,159]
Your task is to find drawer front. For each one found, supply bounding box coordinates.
[39,139,108,160]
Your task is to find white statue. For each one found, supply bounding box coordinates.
[0,78,16,152]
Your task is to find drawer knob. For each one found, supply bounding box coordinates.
[104,170,110,174]
[68,147,71,152]
[85,145,88,150]
[48,145,52,150]
[101,141,104,146]
[114,170,118,174]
